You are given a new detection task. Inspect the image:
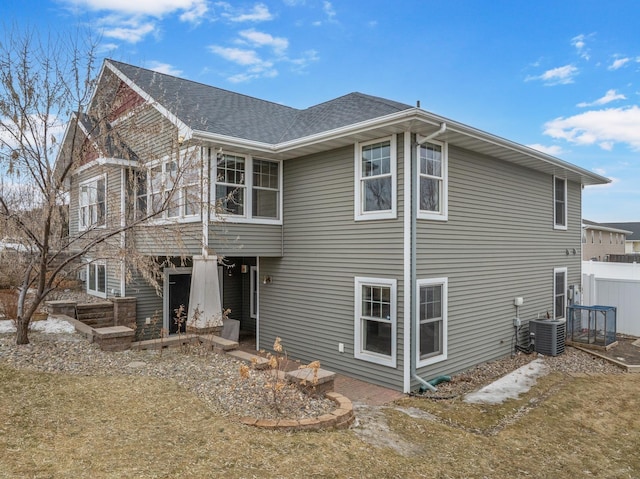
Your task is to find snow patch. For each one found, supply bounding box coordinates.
[463,358,549,404]
[0,317,75,334]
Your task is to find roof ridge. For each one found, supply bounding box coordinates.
[106,59,300,115]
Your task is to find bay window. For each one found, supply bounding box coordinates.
[212,150,281,223]
[141,155,199,221]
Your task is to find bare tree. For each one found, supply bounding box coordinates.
[0,27,202,344]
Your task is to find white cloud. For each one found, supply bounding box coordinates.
[218,2,273,22]
[608,57,631,70]
[571,33,592,60]
[577,89,627,107]
[323,1,336,21]
[209,46,263,66]
[543,106,640,151]
[526,65,578,85]
[60,0,208,19]
[58,0,208,44]
[526,144,564,156]
[101,19,156,43]
[238,29,288,55]
[145,61,183,76]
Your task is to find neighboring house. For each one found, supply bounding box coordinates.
[582,220,631,261]
[600,222,640,255]
[57,59,609,392]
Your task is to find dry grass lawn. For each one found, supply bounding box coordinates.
[1,365,639,478]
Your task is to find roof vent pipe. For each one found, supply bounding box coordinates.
[417,122,446,145]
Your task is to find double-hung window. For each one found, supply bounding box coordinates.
[79,175,106,230]
[212,151,281,222]
[354,277,396,367]
[417,278,448,367]
[252,159,279,219]
[144,156,199,221]
[417,140,448,221]
[553,267,567,320]
[216,154,246,216]
[355,137,396,220]
[554,176,567,230]
[87,261,107,298]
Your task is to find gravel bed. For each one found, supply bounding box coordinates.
[0,331,336,421]
[418,347,624,399]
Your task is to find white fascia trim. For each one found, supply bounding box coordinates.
[106,61,193,142]
[403,131,412,393]
[413,110,609,186]
[74,158,139,176]
[195,107,608,185]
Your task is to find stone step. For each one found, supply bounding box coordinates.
[199,335,239,351]
[131,334,200,350]
[226,350,270,369]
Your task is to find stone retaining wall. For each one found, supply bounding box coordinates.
[239,392,354,431]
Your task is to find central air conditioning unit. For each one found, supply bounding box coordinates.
[529,319,566,356]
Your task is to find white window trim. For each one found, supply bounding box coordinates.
[416,139,448,222]
[553,176,567,230]
[86,260,107,298]
[78,174,106,231]
[211,151,283,225]
[416,277,448,368]
[354,276,397,367]
[143,152,201,224]
[250,265,258,319]
[553,267,568,320]
[354,136,397,221]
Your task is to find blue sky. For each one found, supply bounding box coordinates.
[3,0,640,221]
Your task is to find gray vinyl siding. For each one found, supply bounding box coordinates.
[414,145,582,386]
[209,223,283,257]
[259,135,406,390]
[133,222,203,256]
[126,269,164,340]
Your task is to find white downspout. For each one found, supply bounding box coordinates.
[417,122,447,145]
[410,122,447,393]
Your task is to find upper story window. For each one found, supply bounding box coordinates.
[216,154,245,216]
[79,175,106,231]
[553,176,567,230]
[140,155,200,222]
[355,137,397,221]
[212,151,281,224]
[354,277,397,367]
[417,140,448,221]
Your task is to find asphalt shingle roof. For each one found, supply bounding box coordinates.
[107,60,413,144]
[600,222,640,241]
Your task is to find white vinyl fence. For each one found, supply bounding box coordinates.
[582,261,640,336]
